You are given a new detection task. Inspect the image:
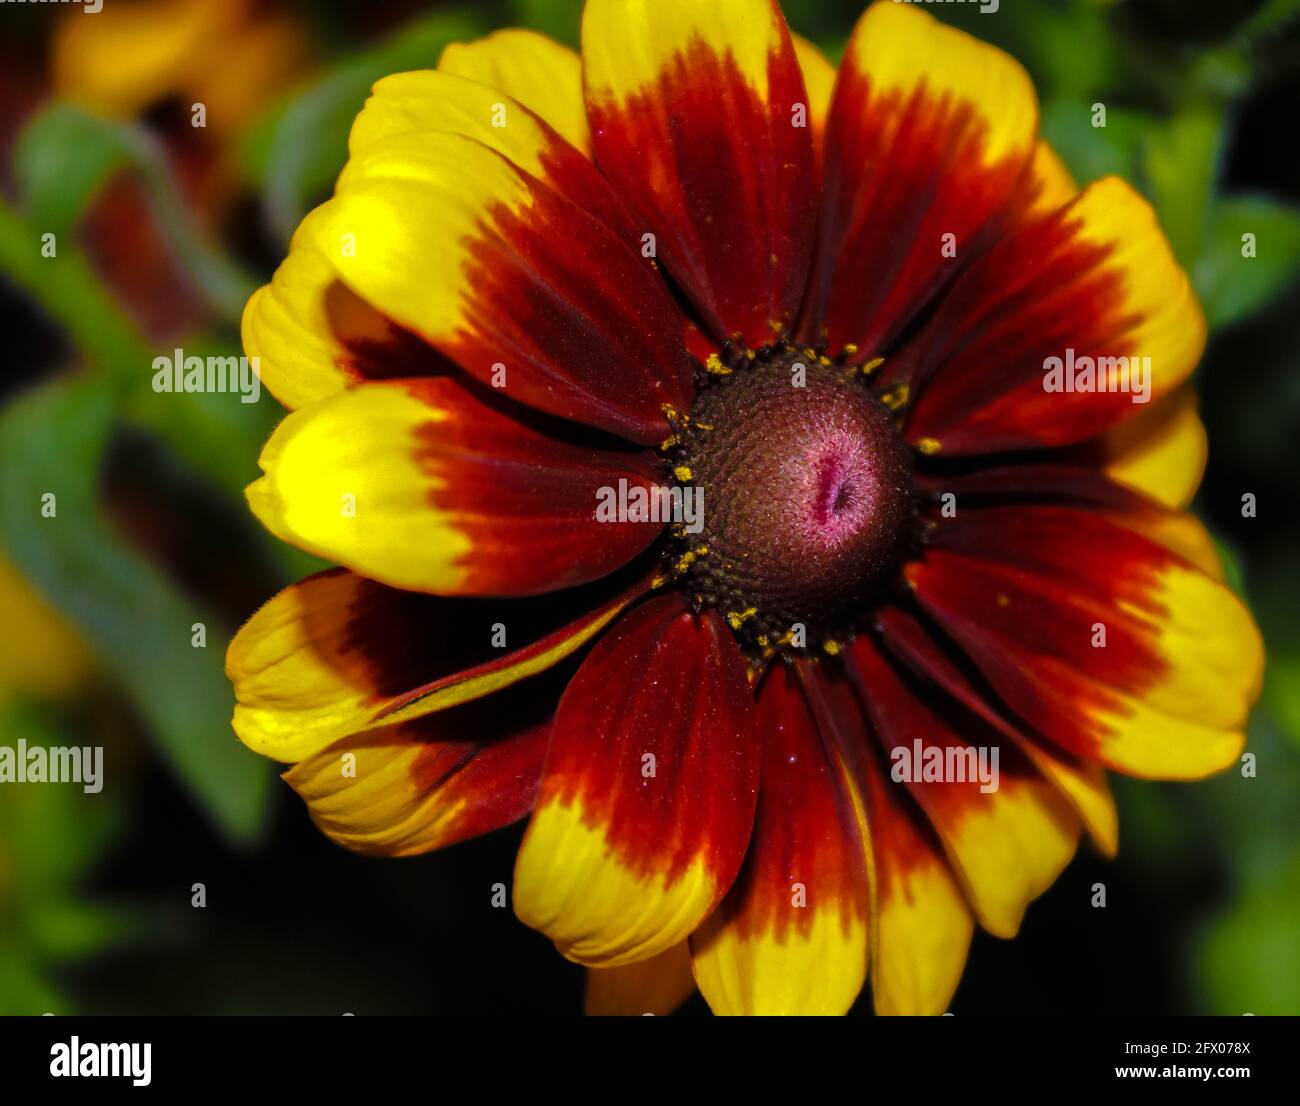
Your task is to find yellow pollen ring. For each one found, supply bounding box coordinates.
[726,607,758,630]
[704,354,731,376]
[880,383,910,411]
[860,356,886,376]
[674,465,694,482]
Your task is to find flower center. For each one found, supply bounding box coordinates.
[666,344,916,654]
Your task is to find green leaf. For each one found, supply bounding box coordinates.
[9,103,131,238]
[1195,853,1300,1015]
[262,9,484,242]
[9,104,255,323]
[122,333,282,500]
[1039,98,1149,188]
[118,348,331,584]
[25,900,126,964]
[0,954,65,1016]
[0,376,272,845]
[1143,106,1224,268]
[0,196,151,384]
[1193,196,1300,329]
[1010,0,1122,102]
[1241,0,1300,39]
[1266,651,1300,750]
[512,0,583,46]
[0,702,121,891]
[1,701,134,1011]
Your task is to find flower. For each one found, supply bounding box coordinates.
[227,0,1263,1015]
[53,0,306,137]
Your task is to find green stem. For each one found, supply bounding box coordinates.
[0,196,151,392]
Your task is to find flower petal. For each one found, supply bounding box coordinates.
[1025,139,1079,219]
[1101,387,1207,509]
[247,68,654,413]
[514,595,759,967]
[247,377,665,596]
[1106,509,1224,580]
[917,459,1224,581]
[849,637,1080,939]
[691,664,870,1015]
[227,567,649,763]
[438,29,591,155]
[903,178,1206,454]
[347,70,635,240]
[584,942,697,1016]
[307,129,693,443]
[791,33,835,167]
[797,663,970,1016]
[242,208,452,410]
[862,758,973,1015]
[283,702,549,857]
[802,0,1037,355]
[876,605,1118,857]
[582,0,816,346]
[909,505,1262,779]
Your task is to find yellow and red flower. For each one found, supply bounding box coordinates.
[228,0,1263,1014]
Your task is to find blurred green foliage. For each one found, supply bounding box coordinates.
[1197,197,1300,328]
[0,702,126,1015]
[0,377,273,843]
[240,10,484,241]
[14,104,255,321]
